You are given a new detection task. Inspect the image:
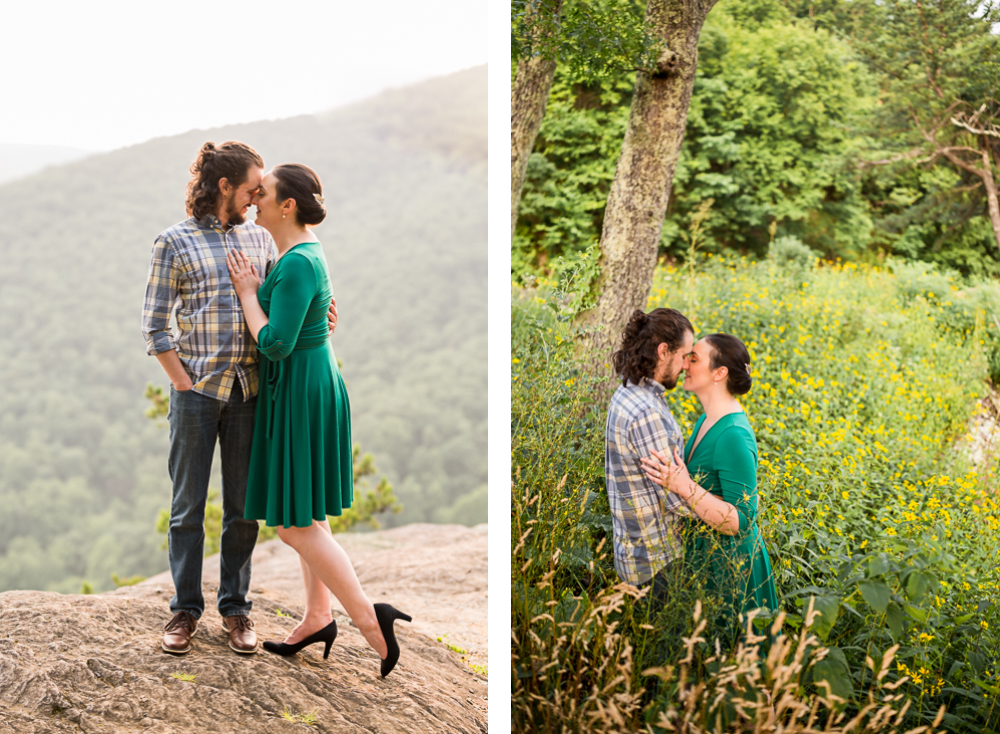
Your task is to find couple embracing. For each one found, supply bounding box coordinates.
[141,141,408,676]
[605,308,779,636]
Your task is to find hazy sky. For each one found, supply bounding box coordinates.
[1,0,486,152]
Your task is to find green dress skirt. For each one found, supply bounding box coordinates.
[244,242,353,528]
[683,412,779,636]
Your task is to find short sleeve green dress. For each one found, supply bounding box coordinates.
[684,412,778,624]
[243,242,353,528]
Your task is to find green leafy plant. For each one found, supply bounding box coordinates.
[111,573,146,588]
[280,709,317,726]
[468,662,488,676]
[437,634,467,655]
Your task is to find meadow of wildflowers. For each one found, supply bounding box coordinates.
[511,254,1000,732]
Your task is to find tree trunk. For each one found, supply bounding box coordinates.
[983,144,1000,258]
[579,0,718,378]
[511,0,563,240]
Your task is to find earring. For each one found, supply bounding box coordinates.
[282,214,286,219]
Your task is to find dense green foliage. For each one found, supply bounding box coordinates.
[513,0,1000,277]
[512,257,1000,730]
[512,0,664,80]
[0,66,486,594]
[837,0,1000,277]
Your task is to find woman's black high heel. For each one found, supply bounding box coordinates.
[262,620,338,659]
[374,603,412,677]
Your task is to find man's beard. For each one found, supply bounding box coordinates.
[659,366,682,390]
[223,192,246,226]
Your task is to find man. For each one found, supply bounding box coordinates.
[605,307,694,599]
[141,141,336,655]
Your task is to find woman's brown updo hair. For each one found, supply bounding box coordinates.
[272,163,326,227]
[612,308,694,387]
[702,333,753,396]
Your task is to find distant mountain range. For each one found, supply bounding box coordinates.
[0,65,486,593]
[0,143,97,185]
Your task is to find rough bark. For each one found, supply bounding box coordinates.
[511,0,564,240]
[982,146,1000,257]
[580,0,718,380]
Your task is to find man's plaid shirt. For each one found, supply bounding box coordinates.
[141,214,276,402]
[605,377,689,586]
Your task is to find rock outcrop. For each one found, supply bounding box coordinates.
[0,524,488,733]
[958,387,1000,467]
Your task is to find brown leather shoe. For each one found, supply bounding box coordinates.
[162,611,198,654]
[222,615,258,654]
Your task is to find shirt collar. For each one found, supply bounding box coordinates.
[638,376,669,399]
[195,213,237,232]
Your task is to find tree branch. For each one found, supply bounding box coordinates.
[951,116,1000,140]
[859,147,938,168]
[934,145,987,176]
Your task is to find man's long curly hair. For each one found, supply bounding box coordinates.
[185,141,264,220]
[611,308,693,387]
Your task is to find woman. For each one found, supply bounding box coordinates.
[641,333,778,637]
[227,163,410,677]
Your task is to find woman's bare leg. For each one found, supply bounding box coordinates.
[277,520,387,658]
[281,553,334,645]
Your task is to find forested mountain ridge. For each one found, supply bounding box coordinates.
[0,143,96,185]
[0,65,486,593]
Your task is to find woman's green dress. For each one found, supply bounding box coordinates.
[244,242,353,528]
[684,412,778,630]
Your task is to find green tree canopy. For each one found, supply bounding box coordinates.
[514,0,878,274]
[853,0,1000,273]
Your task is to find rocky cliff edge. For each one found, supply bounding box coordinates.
[0,523,488,733]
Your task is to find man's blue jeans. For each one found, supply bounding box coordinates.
[167,382,259,619]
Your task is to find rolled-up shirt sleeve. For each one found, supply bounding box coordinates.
[257,252,313,361]
[141,235,179,355]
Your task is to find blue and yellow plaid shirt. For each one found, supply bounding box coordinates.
[605,377,689,586]
[141,214,276,402]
